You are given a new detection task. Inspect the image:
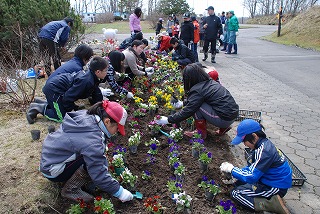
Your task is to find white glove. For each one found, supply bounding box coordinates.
[100,87,114,97]
[126,92,134,99]
[145,67,154,77]
[171,100,183,109]
[236,31,239,36]
[131,31,134,35]
[118,188,133,202]
[220,162,234,173]
[155,116,169,125]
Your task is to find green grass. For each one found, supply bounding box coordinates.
[85,20,155,34]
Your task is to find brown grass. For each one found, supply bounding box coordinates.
[263,6,320,51]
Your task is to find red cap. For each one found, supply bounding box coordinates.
[102,101,127,136]
[208,70,219,81]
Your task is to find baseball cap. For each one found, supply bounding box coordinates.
[206,6,214,10]
[183,13,190,18]
[231,119,262,145]
[102,100,127,136]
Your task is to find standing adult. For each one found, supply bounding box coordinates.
[191,16,200,62]
[180,13,194,46]
[38,17,73,76]
[199,17,205,48]
[221,12,230,51]
[218,11,226,46]
[129,7,142,35]
[202,6,222,63]
[155,18,164,35]
[226,10,239,54]
[166,15,175,37]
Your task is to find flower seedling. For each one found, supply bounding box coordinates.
[121,168,138,188]
[141,170,151,180]
[167,179,183,194]
[173,192,192,212]
[94,196,116,214]
[128,132,141,147]
[216,200,237,214]
[198,176,221,195]
[66,198,87,214]
[173,162,185,176]
[199,150,213,164]
[112,154,125,168]
[169,128,183,142]
[144,195,163,214]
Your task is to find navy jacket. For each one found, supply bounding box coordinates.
[203,14,222,40]
[180,21,194,44]
[172,41,195,63]
[168,79,239,123]
[42,70,102,111]
[49,56,84,79]
[232,138,292,189]
[38,20,71,46]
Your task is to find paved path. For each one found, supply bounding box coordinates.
[201,25,320,214]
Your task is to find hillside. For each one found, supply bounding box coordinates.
[263,6,320,51]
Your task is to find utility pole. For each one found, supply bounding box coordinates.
[277,1,283,37]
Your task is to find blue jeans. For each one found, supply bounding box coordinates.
[228,31,237,45]
[191,43,199,62]
[223,30,230,44]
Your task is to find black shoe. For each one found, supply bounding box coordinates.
[202,53,208,61]
[211,57,216,63]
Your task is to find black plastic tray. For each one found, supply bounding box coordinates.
[236,110,262,123]
[244,148,307,186]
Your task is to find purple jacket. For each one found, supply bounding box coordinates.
[129,13,141,32]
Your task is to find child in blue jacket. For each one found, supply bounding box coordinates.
[220,119,292,214]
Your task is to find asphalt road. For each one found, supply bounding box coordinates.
[236,25,320,102]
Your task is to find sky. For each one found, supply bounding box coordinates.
[186,0,248,17]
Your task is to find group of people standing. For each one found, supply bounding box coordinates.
[29,7,290,214]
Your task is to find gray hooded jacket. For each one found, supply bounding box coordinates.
[40,110,120,195]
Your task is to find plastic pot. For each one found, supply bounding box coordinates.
[31,130,40,140]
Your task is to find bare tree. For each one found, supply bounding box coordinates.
[244,0,258,18]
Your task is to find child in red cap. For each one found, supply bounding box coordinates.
[40,100,133,203]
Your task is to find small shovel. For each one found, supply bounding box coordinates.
[132,191,143,199]
[159,129,170,137]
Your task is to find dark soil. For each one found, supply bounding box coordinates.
[46,99,255,214]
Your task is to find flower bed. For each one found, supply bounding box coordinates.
[60,44,253,214]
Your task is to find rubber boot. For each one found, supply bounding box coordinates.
[254,195,290,214]
[221,43,227,51]
[211,55,216,63]
[225,44,233,54]
[33,97,48,104]
[184,119,207,139]
[214,127,231,136]
[202,52,208,61]
[61,166,94,202]
[26,103,47,124]
[231,44,237,54]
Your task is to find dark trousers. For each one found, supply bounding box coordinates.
[46,156,85,182]
[39,38,61,76]
[231,180,288,211]
[43,85,67,122]
[191,43,199,62]
[203,38,217,55]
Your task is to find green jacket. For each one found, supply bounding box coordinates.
[229,15,239,31]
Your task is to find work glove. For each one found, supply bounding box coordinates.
[171,100,183,109]
[126,92,134,99]
[100,87,114,97]
[155,116,169,125]
[220,162,234,173]
[118,188,133,202]
[145,67,154,77]
[236,31,239,36]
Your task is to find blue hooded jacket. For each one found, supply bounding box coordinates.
[49,56,84,79]
[38,20,71,46]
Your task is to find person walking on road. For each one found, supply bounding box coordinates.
[220,119,291,214]
[38,17,74,76]
[202,6,222,63]
[225,10,239,54]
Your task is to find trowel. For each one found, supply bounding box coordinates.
[132,191,143,199]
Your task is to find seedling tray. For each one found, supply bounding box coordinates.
[236,110,262,123]
[244,148,307,186]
